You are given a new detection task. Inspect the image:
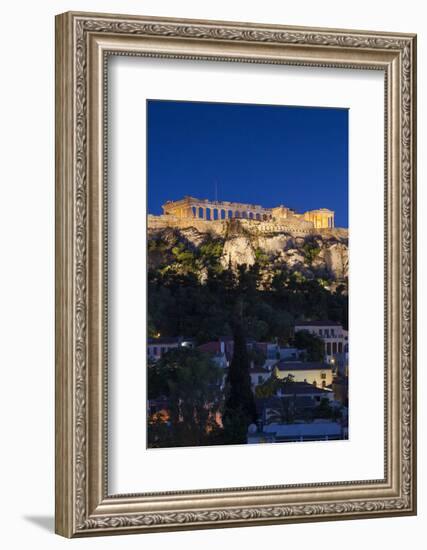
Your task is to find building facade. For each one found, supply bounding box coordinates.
[161,196,334,229]
[274,361,333,388]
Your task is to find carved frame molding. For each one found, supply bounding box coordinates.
[55,11,416,537]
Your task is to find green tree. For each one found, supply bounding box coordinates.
[222,321,257,444]
[199,237,224,271]
[255,375,279,399]
[267,398,295,424]
[147,348,223,447]
[254,247,269,267]
[303,239,321,265]
[314,398,342,421]
[294,330,325,362]
[255,373,295,399]
[171,242,197,270]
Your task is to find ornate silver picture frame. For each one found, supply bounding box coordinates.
[55,11,417,537]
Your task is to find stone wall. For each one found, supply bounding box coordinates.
[147,214,346,238]
[148,214,225,236]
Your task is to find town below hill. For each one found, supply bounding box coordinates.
[147,320,348,447]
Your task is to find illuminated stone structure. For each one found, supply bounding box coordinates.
[162,196,272,221]
[301,208,335,229]
[162,196,334,229]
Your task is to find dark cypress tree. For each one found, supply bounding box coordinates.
[222,320,257,444]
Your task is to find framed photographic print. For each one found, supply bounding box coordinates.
[55,11,417,537]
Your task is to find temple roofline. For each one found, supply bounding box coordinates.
[163,195,268,211]
[162,196,335,229]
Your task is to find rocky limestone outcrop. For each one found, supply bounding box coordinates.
[321,243,349,280]
[257,234,294,253]
[221,235,256,268]
[148,219,348,282]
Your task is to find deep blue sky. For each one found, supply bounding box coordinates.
[147,100,348,227]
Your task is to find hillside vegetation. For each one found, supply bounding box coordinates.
[147,220,348,344]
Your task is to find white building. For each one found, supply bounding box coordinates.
[294,321,348,365]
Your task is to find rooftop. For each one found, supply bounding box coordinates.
[277,381,333,395]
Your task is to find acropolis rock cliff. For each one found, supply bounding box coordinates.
[148,215,349,285]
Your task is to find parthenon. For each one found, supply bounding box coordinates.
[162,196,334,229]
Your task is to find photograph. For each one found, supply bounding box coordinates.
[53,9,416,538]
[146,100,349,449]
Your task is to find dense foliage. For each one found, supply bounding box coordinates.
[293,330,325,362]
[148,233,348,346]
[222,321,258,443]
[147,348,223,448]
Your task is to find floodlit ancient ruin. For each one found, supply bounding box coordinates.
[148,196,335,233]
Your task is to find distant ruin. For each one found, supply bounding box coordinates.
[148,196,336,235]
